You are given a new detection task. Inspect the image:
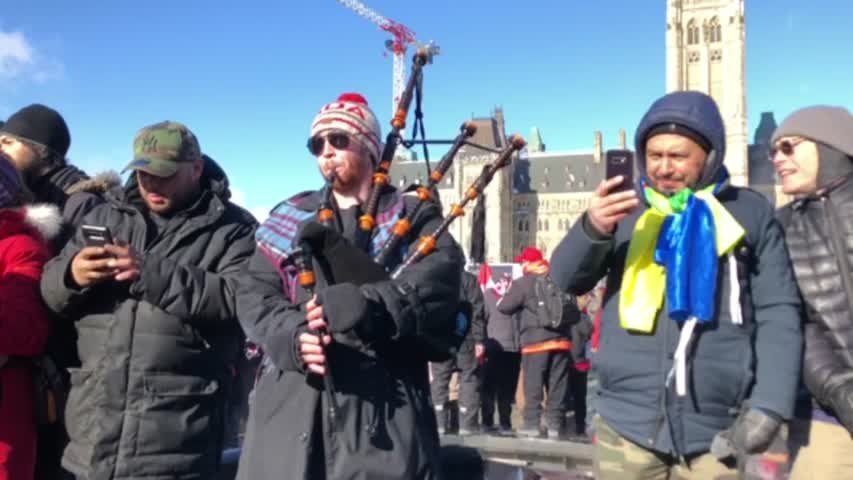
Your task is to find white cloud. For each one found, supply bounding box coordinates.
[0,30,34,79]
[230,186,269,222]
[0,28,62,84]
[230,187,247,207]
[250,207,270,223]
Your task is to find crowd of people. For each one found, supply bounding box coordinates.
[0,89,851,480]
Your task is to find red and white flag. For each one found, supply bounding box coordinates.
[478,263,496,293]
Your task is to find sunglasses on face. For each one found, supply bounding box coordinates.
[770,138,805,160]
[307,133,351,156]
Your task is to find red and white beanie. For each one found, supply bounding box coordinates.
[311,93,382,162]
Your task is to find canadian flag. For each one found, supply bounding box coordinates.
[478,263,514,297]
[478,263,496,293]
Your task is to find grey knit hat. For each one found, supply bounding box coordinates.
[771,106,853,157]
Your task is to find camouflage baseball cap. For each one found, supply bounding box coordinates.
[123,121,202,177]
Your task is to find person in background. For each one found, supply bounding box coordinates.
[430,269,487,435]
[481,272,521,435]
[498,247,573,441]
[0,152,59,480]
[1,104,119,480]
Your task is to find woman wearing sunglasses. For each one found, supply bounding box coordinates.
[772,105,853,480]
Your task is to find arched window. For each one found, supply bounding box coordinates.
[709,17,721,42]
[687,19,699,45]
[537,220,542,231]
[544,220,550,231]
[524,220,529,231]
[518,219,524,231]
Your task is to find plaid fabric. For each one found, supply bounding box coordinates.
[255,191,407,303]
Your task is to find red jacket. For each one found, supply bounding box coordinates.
[0,206,57,480]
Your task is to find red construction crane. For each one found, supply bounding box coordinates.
[335,0,439,123]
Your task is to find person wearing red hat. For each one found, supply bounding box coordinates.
[236,92,464,479]
[497,247,578,440]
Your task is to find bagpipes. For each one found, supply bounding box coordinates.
[291,47,526,423]
[356,47,434,247]
[389,133,526,278]
[374,120,477,267]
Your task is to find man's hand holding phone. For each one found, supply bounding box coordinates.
[104,243,142,282]
[71,225,142,287]
[587,176,640,235]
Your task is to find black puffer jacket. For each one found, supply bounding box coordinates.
[778,146,853,426]
[40,158,257,480]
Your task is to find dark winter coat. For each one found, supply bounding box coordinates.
[236,188,463,480]
[39,158,256,480]
[550,92,802,456]
[483,289,519,352]
[0,206,58,480]
[28,164,120,251]
[496,273,567,348]
[29,166,121,381]
[777,145,853,426]
[460,271,486,349]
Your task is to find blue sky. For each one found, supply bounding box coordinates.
[2,1,851,219]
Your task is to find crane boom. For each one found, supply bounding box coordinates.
[335,0,420,118]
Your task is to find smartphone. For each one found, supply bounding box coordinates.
[81,225,115,248]
[605,149,635,192]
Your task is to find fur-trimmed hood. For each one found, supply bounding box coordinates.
[0,203,63,242]
[65,170,122,196]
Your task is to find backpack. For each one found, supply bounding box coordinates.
[533,275,581,331]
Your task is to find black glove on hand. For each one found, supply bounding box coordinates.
[316,283,370,334]
[827,380,853,435]
[710,407,782,461]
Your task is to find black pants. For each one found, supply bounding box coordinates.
[567,365,588,434]
[521,350,571,433]
[481,351,521,429]
[430,346,481,429]
[35,422,75,480]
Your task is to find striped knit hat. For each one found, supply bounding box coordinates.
[311,93,382,162]
[0,152,23,208]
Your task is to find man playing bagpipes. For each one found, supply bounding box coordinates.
[235,92,465,480]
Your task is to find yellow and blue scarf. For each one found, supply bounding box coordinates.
[619,168,746,333]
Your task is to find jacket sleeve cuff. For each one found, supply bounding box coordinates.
[582,213,613,242]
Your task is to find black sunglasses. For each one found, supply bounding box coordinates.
[307,133,350,156]
[769,138,804,160]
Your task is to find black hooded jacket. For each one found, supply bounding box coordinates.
[40,157,257,480]
[236,186,463,480]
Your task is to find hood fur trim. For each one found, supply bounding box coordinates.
[23,204,63,240]
[65,170,122,195]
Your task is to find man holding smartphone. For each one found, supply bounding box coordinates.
[550,91,802,479]
[39,121,256,480]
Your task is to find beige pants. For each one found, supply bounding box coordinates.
[594,416,738,480]
[789,418,853,480]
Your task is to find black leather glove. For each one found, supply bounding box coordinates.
[827,380,853,435]
[710,406,782,462]
[316,283,370,334]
